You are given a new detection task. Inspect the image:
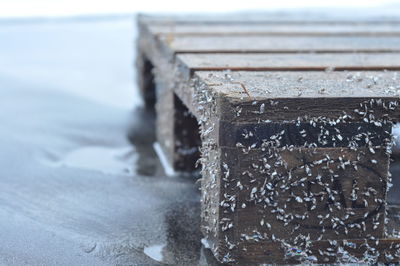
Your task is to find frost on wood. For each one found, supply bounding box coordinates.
[193,72,400,264]
[171,71,399,264]
[138,26,400,262]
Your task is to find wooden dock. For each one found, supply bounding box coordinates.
[137,14,400,264]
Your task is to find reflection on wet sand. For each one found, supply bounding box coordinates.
[127,106,222,265]
[161,199,222,265]
[127,106,164,177]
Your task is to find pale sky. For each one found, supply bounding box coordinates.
[1,0,400,18]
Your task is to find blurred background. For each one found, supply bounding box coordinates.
[0,0,399,265]
[2,0,400,17]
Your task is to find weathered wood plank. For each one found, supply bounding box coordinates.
[162,35,400,53]
[177,53,400,74]
[218,96,400,123]
[219,121,391,148]
[147,23,400,36]
[154,78,175,168]
[232,147,388,237]
[173,94,201,172]
[215,146,391,263]
[138,13,400,25]
[194,71,400,122]
[196,70,400,99]
[235,238,400,264]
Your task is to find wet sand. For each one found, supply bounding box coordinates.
[0,16,222,265]
[0,16,398,265]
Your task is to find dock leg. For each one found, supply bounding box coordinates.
[138,55,201,174]
[136,53,156,111]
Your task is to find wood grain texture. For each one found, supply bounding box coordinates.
[138,13,400,25]
[195,70,400,99]
[217,96,400,123]
[215,146,391,263]
[161,35,400,53]
[148,23,400,36]
[193,71,400,122]
[219,121,391,148]
[235,238,400,264]
[177,53,400,74]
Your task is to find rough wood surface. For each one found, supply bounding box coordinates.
[161,35,400,53]
[195,71,400,99]
[219,121,392,148]
[138,13,400,24]
[216,145,392,263]
[177,53,400,74]
[147,23,400,36]
[235,238,400,264]
[231,147,388,239]
[191,71,400,123]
